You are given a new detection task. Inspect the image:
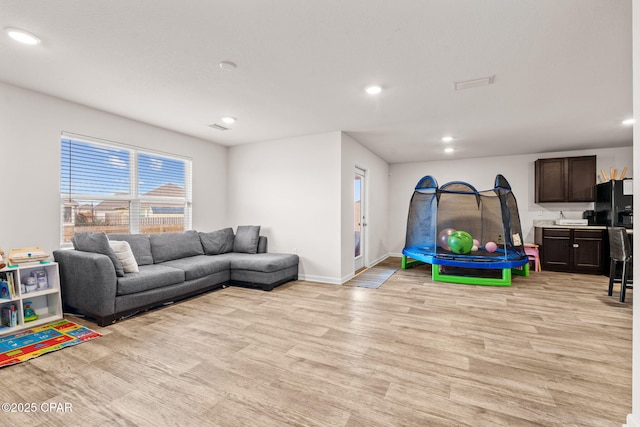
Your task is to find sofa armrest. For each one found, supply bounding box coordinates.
[257,236,268,253]
[53,249,118,318]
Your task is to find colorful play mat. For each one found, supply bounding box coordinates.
[0,319,100,368]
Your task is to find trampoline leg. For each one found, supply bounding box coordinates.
[402,255,424,269]
[512,262,530,277]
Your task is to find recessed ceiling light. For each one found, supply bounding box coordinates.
[442,136,454,143]
[365,85,382,95]
[219,61,237,71]
[5,27,41,45]
[444,147,454,154]
[622,118,635,126]
[221,116,236,124]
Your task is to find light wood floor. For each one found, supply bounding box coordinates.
[0,258,632,426]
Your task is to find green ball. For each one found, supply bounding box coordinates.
[447,231,474,254]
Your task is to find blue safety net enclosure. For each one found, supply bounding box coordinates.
[402,174,529,286]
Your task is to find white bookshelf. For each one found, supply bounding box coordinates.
[0,262,63,335]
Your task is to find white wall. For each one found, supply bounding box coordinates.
[340,132,389,281]
[627,2,639,426]
[0,82,228,255]
[227,132,343,283]
[388,147,632,255]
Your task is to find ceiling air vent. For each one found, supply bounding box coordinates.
[208,123,229,131]
[453,75,495,91]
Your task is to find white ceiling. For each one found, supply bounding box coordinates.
[0,0,633,163]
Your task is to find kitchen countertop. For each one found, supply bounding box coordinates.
[533,220,633,233]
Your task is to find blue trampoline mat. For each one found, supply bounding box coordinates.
[403,245,528,269]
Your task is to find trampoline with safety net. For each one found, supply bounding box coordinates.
[402,174,529,286]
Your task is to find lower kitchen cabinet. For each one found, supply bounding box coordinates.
[534,227,605,275]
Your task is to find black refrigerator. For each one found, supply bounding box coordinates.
[594,179,633,228]
[595,179,633,281]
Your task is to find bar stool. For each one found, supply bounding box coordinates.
[607,227,633,302]
[524,243,541,272]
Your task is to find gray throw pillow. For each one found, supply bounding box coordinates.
[149,230,205,263]
[233,225,261,254]
[199,228,235,255]
[73,232,125,277]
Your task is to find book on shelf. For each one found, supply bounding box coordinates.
[1,307,8,327]
[0,281,10,299]
[1,304,17,328]
[0,271,16,298]
[7,260,51,268]
[8,247,50,266]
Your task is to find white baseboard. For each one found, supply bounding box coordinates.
[298,274,342,285]
[298,253,404,285]
[341,273,355,284]
[625,413,640,427]
[367,254,389,267]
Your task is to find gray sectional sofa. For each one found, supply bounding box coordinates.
[53,227,299,326]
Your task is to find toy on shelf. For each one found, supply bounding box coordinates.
[31,270,48,289]
[22,277,37,293]
[23,302,38,322]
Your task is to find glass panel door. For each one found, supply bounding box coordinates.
[354,168,365,272]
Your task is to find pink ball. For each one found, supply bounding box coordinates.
[473,239,480,247]
[485,241,498,253]
[438,228,456,250]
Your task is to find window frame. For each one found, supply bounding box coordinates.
[60,132,193,246]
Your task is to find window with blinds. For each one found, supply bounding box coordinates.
[60,133,192,243]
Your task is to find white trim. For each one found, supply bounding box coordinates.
[184,160,193,230]
[304,254,401,285]
[130,149,140,233]
[298,274,343,285]
[62,131,192,162]
[342,273,355,284]
[369,253,392,267]
[354,166,367,272]
[625,413,640,427]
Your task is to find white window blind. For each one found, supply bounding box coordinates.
[60,133,192,243]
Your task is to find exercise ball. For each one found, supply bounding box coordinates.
[438,228,456,250]
[447,231,474,254]
[485,241,498,253]
[473,239,480,248]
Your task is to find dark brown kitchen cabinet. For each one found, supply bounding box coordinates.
[535,155,596,202]
[535,227,605,275]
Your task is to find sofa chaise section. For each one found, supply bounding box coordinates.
[54,228,299,326]
[223,253,300,291]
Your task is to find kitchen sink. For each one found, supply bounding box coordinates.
[555,219,589,226]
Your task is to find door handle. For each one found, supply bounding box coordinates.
[573,244,579,248]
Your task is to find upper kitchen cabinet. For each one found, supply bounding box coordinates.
[535,155,596,203]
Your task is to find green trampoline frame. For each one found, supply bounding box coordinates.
[402,255,530,286]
